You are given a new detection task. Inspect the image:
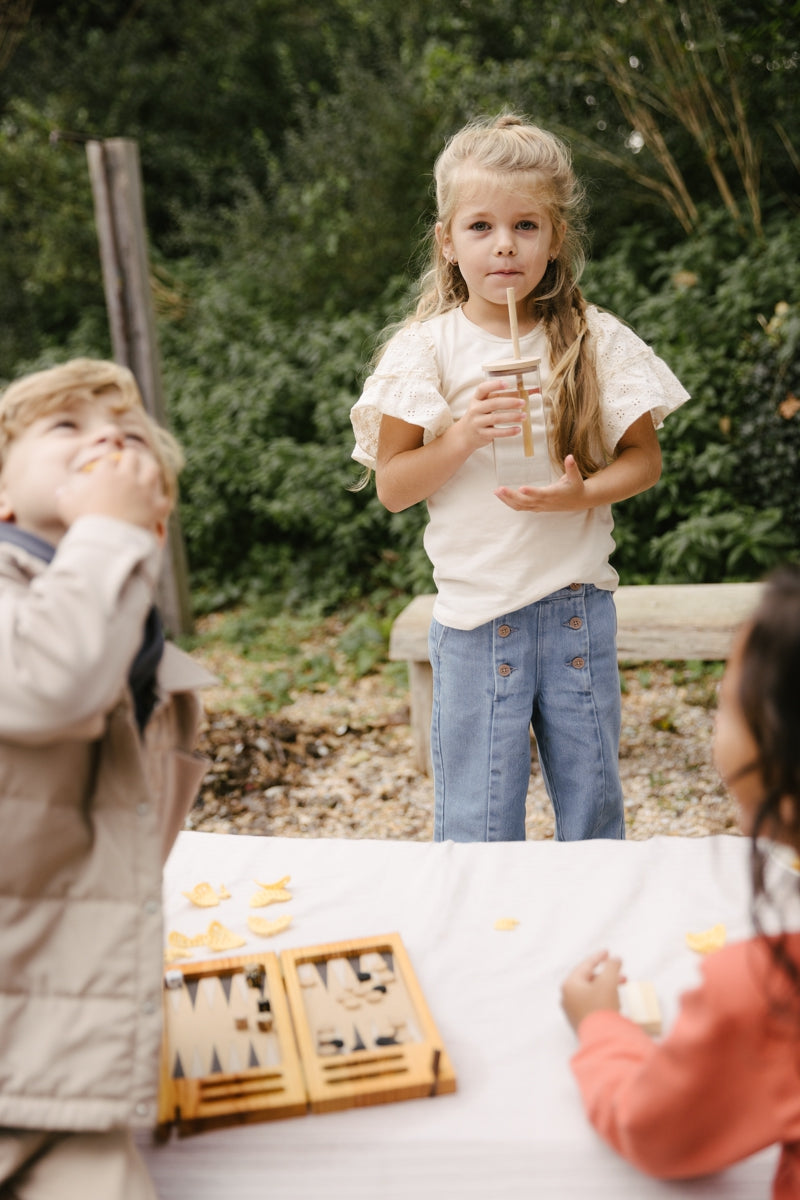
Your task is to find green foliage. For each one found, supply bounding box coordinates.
[583,209,800,584]
[0,100,107,376]
[1,0,798,610]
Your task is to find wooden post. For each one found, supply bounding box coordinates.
[86,137,193,637]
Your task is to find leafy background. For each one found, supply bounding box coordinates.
[1,0,798,629]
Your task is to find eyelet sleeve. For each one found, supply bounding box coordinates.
[590,309,690,453]
[350,323,453,468]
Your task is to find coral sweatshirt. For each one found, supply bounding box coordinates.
[571,934,800,1198]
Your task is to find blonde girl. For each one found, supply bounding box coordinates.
[350,113,689,842]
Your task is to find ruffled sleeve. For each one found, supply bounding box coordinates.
[588,308,690,453]
[350,322,453,468]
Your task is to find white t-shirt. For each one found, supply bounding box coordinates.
[350,305,689,630]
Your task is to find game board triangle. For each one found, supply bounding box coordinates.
[248,1041,260,1069]
[185,978,200,1008]
[351,1026,366,1052]
[220,974,233,1003]
[173,1051,185,1079]
[210,1047,224,1075]
[315,961,328,988]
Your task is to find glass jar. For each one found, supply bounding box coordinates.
[483,356,552,488]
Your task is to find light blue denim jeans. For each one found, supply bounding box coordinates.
[429,583,625,842]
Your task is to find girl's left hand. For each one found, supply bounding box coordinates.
[561,949,624,1033]
[494,454,587,511]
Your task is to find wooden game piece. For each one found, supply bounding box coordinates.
[234,1016,248,1031]
[297,963,318,988]
[245,964,266,990]
[619,980,662,1036]
[164,969,184,990]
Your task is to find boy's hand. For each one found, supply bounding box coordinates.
[561,950,624,1033]
[56,448,171,542]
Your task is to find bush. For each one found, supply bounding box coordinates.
[583,210,800,583]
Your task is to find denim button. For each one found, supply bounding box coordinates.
[571,656,586,668]
[569,582,581,590]
[498,664,512,677]
[569,617,583,629]
[498,624,511,637]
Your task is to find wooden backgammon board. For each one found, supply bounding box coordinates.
[156,933,456,1138]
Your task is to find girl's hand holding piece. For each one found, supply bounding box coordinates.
[561,950,624,1033]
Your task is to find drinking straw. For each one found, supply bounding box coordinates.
[506,287,534,457]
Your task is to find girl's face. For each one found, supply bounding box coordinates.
[713,633,765,837]
[437,172,562,335]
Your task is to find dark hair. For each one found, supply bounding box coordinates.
[742,564,800,994]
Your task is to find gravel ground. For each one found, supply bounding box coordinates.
[186,646,740,842]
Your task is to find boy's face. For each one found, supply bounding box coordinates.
[0,391,165,544]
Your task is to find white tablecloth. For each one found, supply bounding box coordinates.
[139,832,778,1198]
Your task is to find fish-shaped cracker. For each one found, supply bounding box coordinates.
[247,914,293,938]
[250,875,292,907]
[685,922,726,954]
[183,881,222,908]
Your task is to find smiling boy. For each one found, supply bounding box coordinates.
[0,359,212,1198]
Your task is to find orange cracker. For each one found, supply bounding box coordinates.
[247,914,293,938]
[250,875,292,907]
[205,920,247,951]
[685,922,727,954]
[183,882,222,908]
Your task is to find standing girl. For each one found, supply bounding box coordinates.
[561,565,800,1196]
[350,113,689,842]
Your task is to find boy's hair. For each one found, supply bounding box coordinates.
[395,112,605,476]
[0,358,184,502]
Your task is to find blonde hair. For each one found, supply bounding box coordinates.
[393,112,606,476]
[0,358,184,502]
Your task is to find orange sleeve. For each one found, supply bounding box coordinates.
[570,941,798,1180]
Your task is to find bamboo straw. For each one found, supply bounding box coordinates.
[506,287,534,457]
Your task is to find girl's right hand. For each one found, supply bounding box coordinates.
[459,380,527,450]
[561,949,624,1033]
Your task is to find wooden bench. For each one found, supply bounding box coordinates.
[388,582,764,774]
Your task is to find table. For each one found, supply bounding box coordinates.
[139,832,780,1198]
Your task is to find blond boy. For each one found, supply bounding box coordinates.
[0,360,212,1198]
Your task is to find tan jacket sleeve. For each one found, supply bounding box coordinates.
[0,515,161,742]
